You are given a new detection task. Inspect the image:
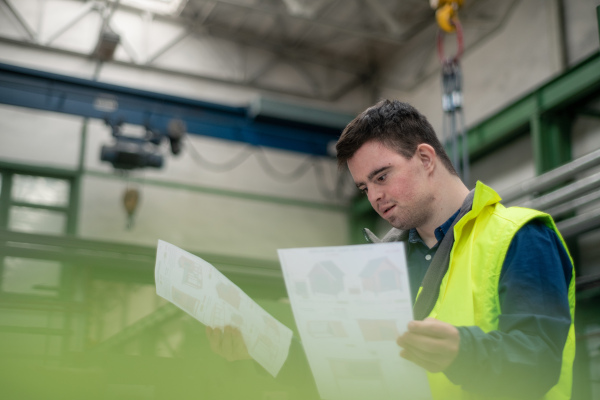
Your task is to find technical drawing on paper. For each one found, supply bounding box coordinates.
[360,257,403,293]
[178,256,203,289]
[307,320,348,339]
[171,286,201,315]
[154,240,292,378]
[357,319,398,341]
[216,282,242,309]
[278,243,432,400]
[308,261,345,296]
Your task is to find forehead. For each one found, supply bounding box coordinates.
[347,141,403,178]
[350,141,400,164]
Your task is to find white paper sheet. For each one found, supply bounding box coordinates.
[154,240,292,377]
[278,242,432,400]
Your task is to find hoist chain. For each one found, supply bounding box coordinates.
[435,8,469,184]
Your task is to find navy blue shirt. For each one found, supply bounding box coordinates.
[406,209,573,398]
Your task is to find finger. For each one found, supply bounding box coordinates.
[206,326,216,342]
[396,331,412,347]
[401,331,452,352]
[208,327,223,354]
[233,331,250,359]
[222,326,234,360]
[400,348,445,373]
[400,333,459,373]
[407,318,455,338]
[205,326,214,349]
[401,339,448,363]
[401,342,453,373]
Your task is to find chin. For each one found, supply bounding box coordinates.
[388,220,406,230]
[388,218,413,231]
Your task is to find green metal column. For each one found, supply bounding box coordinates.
[531,108,572,175]
[66,118,88,236]
[0,171,11,229]
[530,104,578,281]
[530,91,573,175]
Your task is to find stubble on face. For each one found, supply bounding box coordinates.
[384,191,435,231]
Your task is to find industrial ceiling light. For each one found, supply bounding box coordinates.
[92,28,121,61]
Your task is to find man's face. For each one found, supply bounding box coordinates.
[347,140,434,230]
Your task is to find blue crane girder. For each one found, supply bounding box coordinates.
[0,62,343,156]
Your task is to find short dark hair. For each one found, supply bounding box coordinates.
[336,99,457,176]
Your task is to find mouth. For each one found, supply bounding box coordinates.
[381,204,395,217]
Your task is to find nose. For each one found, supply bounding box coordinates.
[367,185,383,205]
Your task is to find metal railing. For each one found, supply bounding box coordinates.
[500,149,600,291]
[501,147,600,239]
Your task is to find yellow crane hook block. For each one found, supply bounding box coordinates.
[431,0,464,33]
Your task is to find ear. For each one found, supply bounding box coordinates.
[415,144,436,173]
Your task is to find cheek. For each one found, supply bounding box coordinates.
[390,176,415,199]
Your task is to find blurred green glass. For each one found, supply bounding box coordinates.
[0,234,598,399]
[0,237,319,400]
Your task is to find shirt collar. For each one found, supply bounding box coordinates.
[407,208,461,245]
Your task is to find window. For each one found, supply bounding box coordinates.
[0,171,74,235]
[0,168,76,300]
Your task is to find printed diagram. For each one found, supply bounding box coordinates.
[209,301,226,327]
[307,320,348,338]
[251,315,282,364]
[307,261,345,296]
[171,286,201,315]
[294,281,309,298]
[360,257,403,293]
[294,257,403,300]
[278,243,431,400]
[178,256,203,289]
[206,284,244,327]
[357,319,398,341]
[155,250,171,287]
[155,240,293,378]
[231,313,244,326]
[216,282,241,309]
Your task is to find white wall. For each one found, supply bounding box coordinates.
[0,103,352,261]
[382,0,568,135]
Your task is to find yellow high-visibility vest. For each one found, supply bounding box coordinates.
[424,181,576,400]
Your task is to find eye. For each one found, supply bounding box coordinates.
[359,187,368,195]
[376,174,387,182]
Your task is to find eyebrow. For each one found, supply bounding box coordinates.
[368,166,391,181]
[355,166,391,188]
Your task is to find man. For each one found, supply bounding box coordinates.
[208,99,575,400]
[336,99,575,399]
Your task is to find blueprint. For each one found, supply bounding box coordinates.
[155,240,292,377]
[278,242,431,400]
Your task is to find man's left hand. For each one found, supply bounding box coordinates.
[396,317,460,373]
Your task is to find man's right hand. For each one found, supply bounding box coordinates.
[206,325,252,362]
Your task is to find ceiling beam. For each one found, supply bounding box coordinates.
[0,61,346,156]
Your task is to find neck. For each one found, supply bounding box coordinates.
[417,174,470,248]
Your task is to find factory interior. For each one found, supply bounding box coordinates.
[1,0,600,398]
